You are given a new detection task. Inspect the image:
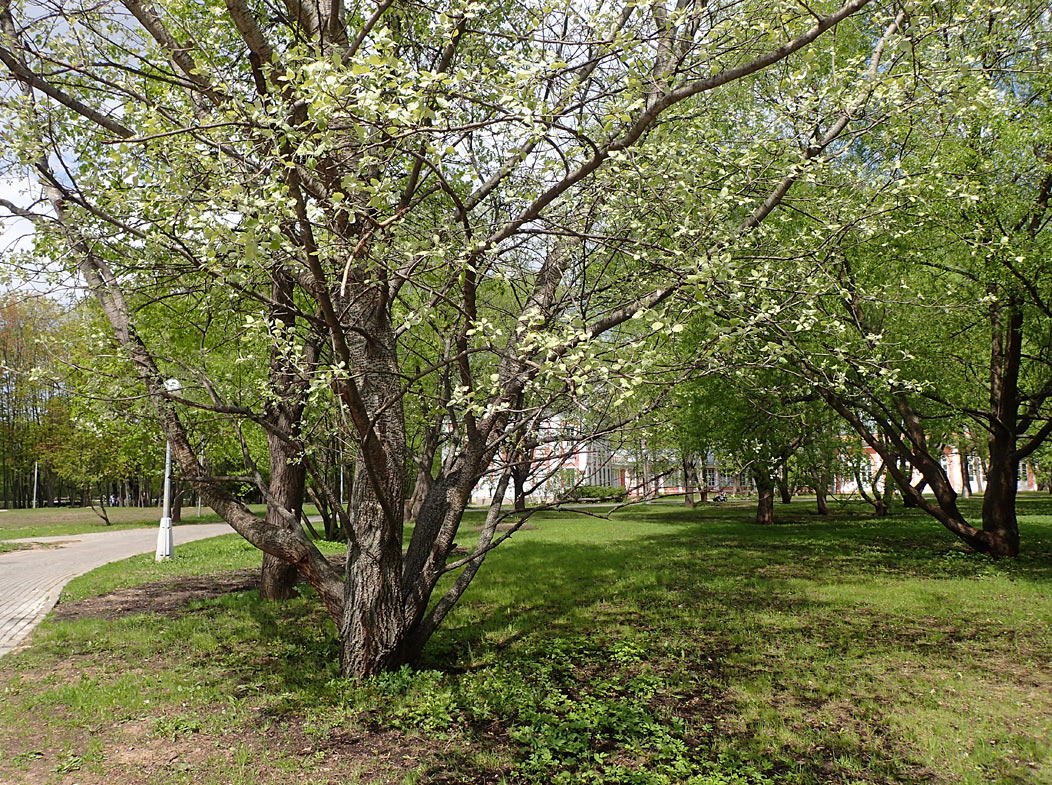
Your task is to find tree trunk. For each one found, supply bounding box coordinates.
[513,467,527,512]
[171,479,184,524]
[960,447,973,497]
[258,263,311,600]
[259,436,303,601]
[814,472,830,515]
[754,470,775,525]
[407,421,441,521]
[778,462,792,504]
[815,486,830,515]
[683,453,695,508]
[337,295,408,677]
[981,429,1021,556]
[641,438,650,500]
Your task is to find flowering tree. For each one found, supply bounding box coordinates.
[0,0,894,674]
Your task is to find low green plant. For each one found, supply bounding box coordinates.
[558,485,628,502]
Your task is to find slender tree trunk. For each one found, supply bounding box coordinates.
[407,421,441,521]
[960,447,973,497]
[778,462,792,504]
[512,472,527,512]
[258,262,312,600]
[814,472,830,515]
[815,486,830,515]
[641,438,650,500]
[171,479,184,524]
[308,485,337,541]
[683,453,695,508]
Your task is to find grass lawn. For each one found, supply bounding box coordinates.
[0,496,1050,784]
[0,506,230,540]
[0,504,319,540]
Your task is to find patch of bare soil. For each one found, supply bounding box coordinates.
[0,540,70,554]
[496,522,536,531]
[51,569,263,622]
[276,725,506,785]
[50,546,478,623]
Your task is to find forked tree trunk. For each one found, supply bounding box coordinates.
[856,462,888,517]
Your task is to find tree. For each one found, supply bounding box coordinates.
[1,0,890,675]
[734,0,1052,555]
[679,371,815,524]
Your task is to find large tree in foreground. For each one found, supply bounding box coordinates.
[0,0,897,674]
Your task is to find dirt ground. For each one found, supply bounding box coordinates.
[51,568,264,622]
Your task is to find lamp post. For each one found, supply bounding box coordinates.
[155,378,181,561]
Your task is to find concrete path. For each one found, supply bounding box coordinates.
[0,523,235,659]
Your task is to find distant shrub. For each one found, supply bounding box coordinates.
[559,484,627,502]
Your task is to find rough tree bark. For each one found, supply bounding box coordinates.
[753,468,775,525]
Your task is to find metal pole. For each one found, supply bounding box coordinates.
[155,441,174,561]
[32,461,38,509]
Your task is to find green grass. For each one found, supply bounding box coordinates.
[58,534,347,602]
[1,495,1051,784]
[0,504,319,540]
[0,506,229,540]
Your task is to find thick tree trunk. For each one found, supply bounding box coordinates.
[337,295,408,677]
[340,465,407,675]
[981,431,1021,557]
[754,470,775,525]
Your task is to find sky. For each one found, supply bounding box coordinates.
[0,173,78,299]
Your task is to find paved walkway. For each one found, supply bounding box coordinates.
[0,523,234,659]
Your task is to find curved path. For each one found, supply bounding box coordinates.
[0,523,234,659]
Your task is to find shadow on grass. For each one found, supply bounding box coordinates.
[11,498,1052,784]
